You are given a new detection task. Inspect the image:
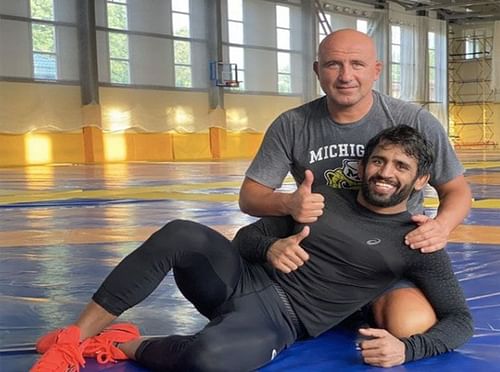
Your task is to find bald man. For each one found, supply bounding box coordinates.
[239,29,471,337]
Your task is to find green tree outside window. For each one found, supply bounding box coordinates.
[174,41,191,65]
[278,74,291,93]
[31,0,53,20]
[175,66,192,87]
[108,3,128,29]
[109,33,129,59]
[32,24,55,52]
[110,60,130,84]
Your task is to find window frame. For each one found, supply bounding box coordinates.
[106,0,130,84]
[30,0,58,80]
[390,25,401,99]
[172,0,193,88]
[276,4,291,93]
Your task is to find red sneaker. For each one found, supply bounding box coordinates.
[36,323,140,364]
[84,323,140,364]
[36,327,71,354]
[30,325,86,372]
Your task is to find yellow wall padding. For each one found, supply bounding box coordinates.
[124,132,174,161]
[46,132,85,164]
[0,134,25,166]
[0,82,306,165]
[225,131,264,159]
[83,126,105,163]
[172,132,212,160]
[0,132,84,166]
[0,130,265,166]
[210,127,225,159]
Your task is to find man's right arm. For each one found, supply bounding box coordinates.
[239,177,292,217]
[239,171,325,223]
[232,215,295,263]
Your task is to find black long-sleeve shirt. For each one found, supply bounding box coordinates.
[233,187,473,362]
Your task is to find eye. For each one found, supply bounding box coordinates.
[396,163,410,171]
[352,61,365,70]
[326,61,340,68]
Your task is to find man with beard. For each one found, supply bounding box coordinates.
[240,29,472,339]
[31,126,472,372]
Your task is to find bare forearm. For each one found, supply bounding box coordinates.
[435,179,472,233]
[239,177,293,217]
[239,189,292,217]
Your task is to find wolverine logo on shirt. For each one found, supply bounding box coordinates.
[324,159,361,189]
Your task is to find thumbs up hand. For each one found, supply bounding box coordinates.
[289,170,325,223]
[267,226,311,273]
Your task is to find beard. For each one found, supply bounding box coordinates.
[361,175,415,208]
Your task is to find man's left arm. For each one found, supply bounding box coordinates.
[405,175,471,253]
[400,250,473,361]
[359,250,473,367]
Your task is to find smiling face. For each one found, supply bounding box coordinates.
[358,143,430,214]
[314,29,382,121]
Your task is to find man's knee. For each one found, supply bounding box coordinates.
[155,219,201,239]
[151,219,212,249]
[371,287,437,338]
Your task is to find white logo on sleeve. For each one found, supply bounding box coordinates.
[271,349,277,360]
[366,238,381,245]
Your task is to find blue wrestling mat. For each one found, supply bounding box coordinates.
[0,161,499,371]
[1,242,499,371]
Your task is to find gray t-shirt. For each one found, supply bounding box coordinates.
[245,91,464,213]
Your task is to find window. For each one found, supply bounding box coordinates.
[172,0,192,87]
[465,29,486,60]
[30,0,57,79]
[428,32,436,101]
[318,13,331,42]
[276,5,291,93]
[356,19,368,34]
[228,0,244,89]
[390,25,401,99]
[107,0,130,84]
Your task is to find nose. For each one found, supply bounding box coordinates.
[378,163,394,178]
[338,65,353,82]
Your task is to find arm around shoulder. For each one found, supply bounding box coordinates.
[434,175,472,233]
[406,175,472,252]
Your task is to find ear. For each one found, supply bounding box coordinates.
[374,60,383,81]
[313,61,319,78]
[413,174,430,191]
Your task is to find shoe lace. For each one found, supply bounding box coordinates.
[31,342,85,372]
[85,338,116,364]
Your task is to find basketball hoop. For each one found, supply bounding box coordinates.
[210,62,240,88]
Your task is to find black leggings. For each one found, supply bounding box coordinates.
[92,220,297,372]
